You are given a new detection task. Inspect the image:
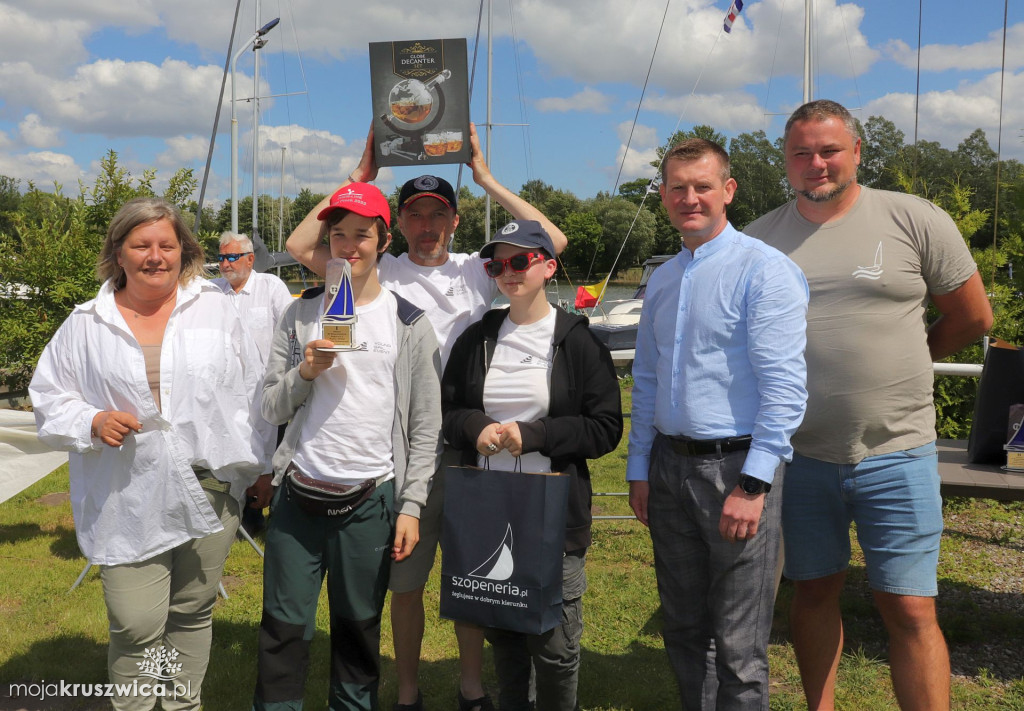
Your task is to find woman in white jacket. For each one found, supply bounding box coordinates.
[30,198,272,711]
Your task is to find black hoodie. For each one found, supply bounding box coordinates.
[441,305,624,551]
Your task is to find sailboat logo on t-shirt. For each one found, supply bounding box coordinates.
[852,242,884,280]
[520,356,534,364]
[445,284,468,297]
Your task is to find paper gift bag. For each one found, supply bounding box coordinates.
[440,464,569,635]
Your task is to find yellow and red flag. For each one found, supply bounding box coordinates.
[574,276,609,309]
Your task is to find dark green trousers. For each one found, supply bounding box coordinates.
[252,479,395,711]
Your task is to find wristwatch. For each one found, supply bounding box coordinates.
[738,474,771,495]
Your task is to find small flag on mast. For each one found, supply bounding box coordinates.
[723,0,744,33]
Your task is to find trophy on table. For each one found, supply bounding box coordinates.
[318,259,357,352]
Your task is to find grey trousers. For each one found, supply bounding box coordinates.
[101,488,240,711]
[484,551,587,711]
[648,435,783,711]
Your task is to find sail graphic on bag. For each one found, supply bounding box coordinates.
[469,524,514,580]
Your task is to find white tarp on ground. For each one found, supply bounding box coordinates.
[0,409,67,503]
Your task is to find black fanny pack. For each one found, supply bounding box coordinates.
[285,464,377,517]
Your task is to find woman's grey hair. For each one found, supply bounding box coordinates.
[96,198,207,289]
[218,231,254,252]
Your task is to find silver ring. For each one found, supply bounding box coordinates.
[487,443,498,452]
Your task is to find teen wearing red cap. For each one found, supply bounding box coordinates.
[252,182,442,711]
[286,124,567,711]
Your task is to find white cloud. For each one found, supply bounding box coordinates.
[157,136,210,167]
[0,4,91,73]
[535,88,612,113]
[641,91,767,132]
[0,129,11,149]
[0,151,85,187]
[883,24,1024,73]
[863,69,1024,161]
[617,121,659,146]
[614,144,660,185]
[18,114,61,148]
[508,0,876,94]
[0,58,237,138]
[255,124,394,195]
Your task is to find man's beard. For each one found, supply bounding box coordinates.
[797,178,853,203]
[411,234,450,263]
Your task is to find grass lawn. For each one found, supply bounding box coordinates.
[2,384,1024,709]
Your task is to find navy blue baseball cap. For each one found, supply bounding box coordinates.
[479,219,556,260]
[398,175,457,212]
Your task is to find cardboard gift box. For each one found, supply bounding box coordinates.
[370,38,470,168]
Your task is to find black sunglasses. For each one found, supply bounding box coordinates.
[483,252,546,278]
[218,252,253,263]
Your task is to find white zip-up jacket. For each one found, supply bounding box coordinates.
[30,278,273,565]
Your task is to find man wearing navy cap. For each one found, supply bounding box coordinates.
[286,123,566,711]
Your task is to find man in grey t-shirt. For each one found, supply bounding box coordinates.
[746,100,992,711]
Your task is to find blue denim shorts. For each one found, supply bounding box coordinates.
[781,442,942,596]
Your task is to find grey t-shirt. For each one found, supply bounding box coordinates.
[745,186,977,463]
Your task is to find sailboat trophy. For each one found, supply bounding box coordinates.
[318,258,358,352]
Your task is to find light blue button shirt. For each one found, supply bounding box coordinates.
[626,223,809,484]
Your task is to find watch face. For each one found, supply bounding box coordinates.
[740,476,768,495]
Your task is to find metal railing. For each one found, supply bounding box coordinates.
[594,360,986,521]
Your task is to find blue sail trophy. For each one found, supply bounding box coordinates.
[319,258,358,351]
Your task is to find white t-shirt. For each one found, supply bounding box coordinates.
[210,271,294,367]
[378,251,497,368]
[292,289,398,485]
[480,307,556,473]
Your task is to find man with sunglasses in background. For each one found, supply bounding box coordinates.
[285,124,566,711]
[212,231,293,533]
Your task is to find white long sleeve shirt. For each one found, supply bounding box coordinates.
[30,278,272,565]
[210,271,294,366]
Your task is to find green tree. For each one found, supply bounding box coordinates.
[559,211,604,278]
[728,130,788,228]
[85,150,156,230]
[0,176,21,239]
[859,116,906,191]
[519,180,581,227]
[0,189,101,392]
[587,193,657,276]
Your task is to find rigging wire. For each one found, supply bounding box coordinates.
[837,2,863,110]
[990,0,1009,292]
[609,0,672,200]
[760,0,787,119]
[193,0,244,233]
[455,0,487,197]
[590,8,728,303]
[912,0,922,190]
[508,0,534,183]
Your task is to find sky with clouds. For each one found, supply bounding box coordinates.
[1,0,1022,210]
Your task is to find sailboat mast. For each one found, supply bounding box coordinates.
[803,0,814,103]
[252,0,262,242]
[484,0,493,240]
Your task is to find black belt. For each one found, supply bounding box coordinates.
[662,433,752,457]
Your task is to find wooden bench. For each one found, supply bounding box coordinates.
[938,439,1024,501]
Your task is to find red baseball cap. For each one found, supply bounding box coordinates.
[317,182,391,227]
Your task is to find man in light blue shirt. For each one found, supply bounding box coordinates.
[627,138,808,710]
